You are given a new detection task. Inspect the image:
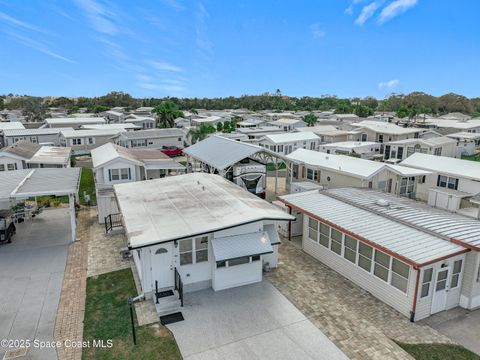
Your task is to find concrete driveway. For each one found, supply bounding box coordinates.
[166,281,348,360]
[0,208,70,360]
[420,307,480,355]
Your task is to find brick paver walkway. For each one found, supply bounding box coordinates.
[266,241,454,360]
[53,208,94,360]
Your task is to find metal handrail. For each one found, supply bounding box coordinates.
[104,213,123,233]
[174,268,184,307]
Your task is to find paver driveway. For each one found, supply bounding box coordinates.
[0,209,70,360]
[166,281,349,360]
[266,241,454,360]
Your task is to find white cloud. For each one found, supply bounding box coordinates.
[159,0,185,11]
[344,5,354,15]
[378,0,418,24]
[149,60,184,73]
[378,79,399,88]
[0,11,45,33]
[73,0,118,35]
[310,23,326,38]
[355,2,381,25]
[195,2,213,55]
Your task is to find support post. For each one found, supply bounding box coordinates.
[128,297,137,345]
[274,157,278,195]
[68,194,76,242]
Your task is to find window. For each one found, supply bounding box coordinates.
[344,235,357,263]
[437,175,458,190]
[374,250,390,282]
[229,257,250,266]
[391,259,409,293]
[308,217,319,242]
[120,168,130,180]
[450,260,462,288]
[72,138,82,145]
[306,168,318,181]
[278,145,284,153]
[195,236,208,263]
[319,223,330,247]
[434,147,442,156]
[358,243,373,272]
[216,260,226,268]
[421,268,433,298]
[7,163,17,171]
[88,137,94,145]
[330,228,342,255]
[399,177,415,197]
[30,136,37,143]
[396,147,403,160]
[0,164,4,171]
[109,169,120,181]
[361,133,368,142]
[179,239,193,265]
[252,255,261,262]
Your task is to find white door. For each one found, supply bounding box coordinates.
[151,243,174,289]
[431,267,450,314]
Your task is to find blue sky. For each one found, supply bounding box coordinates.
[0,0,479,99]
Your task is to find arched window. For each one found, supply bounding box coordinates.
[155,247,168,254]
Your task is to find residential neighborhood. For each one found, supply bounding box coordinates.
[1,1,480,360]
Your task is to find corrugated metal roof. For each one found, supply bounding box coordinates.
[401,153,480,181]
[0,122,25,131]
[352,120,420,135]
[2,127,73,137]
[114,173,294,249]
[212,232,273,261]
[0,168,80,201]
[325,188,480,250]
[1,140,40,159]
[279,189,466,265]
[262,131,319,144]
[183,135,264,170]
[45,117,106,124]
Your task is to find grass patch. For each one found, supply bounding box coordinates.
[32,195,69,206]
[79,168,96,205]
[462,154,480,162]
[396,342,479,360]
[266,162,287,171]
[83,268,181,360]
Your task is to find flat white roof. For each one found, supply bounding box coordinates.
[401,153,480,181]
[352,120,420,135]
[81,124,140,130]
[183,135,264,170]
[424,118,480,130]
[114,173,294,249]
[387,137,456,146]
[262,131,319,144]
[2,127,73,137]
[27,146,72,165]
[60,128,124,138]
[0,122,25,130]
[286,149,384,179]
[446,132,480,140]
[45,117,106,125]
[279,189,467,266]
[321,141,379,149]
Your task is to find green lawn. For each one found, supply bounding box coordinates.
[396,342,479,360]
[266,162,287,171]
[462,154,480,162]
[83,268,181,360]
[79,168,96,205]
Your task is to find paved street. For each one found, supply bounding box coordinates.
[0,209,70,360]
[167,281,348,360]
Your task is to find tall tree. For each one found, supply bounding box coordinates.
[153,101,184,128]
[303,113,318,127]
[188,124,216,144]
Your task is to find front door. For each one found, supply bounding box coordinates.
[431,267,450,314]
[152,243,174,289]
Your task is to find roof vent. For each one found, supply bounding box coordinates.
[375,199,390,207]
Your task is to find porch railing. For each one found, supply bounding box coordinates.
[104,213,123,233]
[174,267,184,307]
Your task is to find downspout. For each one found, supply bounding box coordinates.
[410,267,421,322]
[287,205,292,241]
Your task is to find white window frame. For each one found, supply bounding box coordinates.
[179,236,209,266]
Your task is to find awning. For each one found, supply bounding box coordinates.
[212,232,273,261]
[264,224,281,245]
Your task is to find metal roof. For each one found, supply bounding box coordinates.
[2,127,73,137]
[0,122,25,131]
[401,153,480,181]
[114,173,294,249]
[325,188,480,250]
[352,120,420,135]
[183,135,264,170]
[60,129,124,138]
[45,117,106,125]
[115,128,185,140]
[279,189,466,266]
[212,231,273,261]
[0,140,40,159]
[27,146,72,165]
[0,168,80,202]
[262,131,319,144]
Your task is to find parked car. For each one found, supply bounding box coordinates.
[0,210,16,244]
[161,146,183,157]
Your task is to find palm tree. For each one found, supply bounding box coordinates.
[190,108,199,115]
[303,113,318,127]
[153,101,184,128]
[188,124,216,144]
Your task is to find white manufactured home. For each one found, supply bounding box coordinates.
[59,128,123,155]
[112,129,185,149]
[384,137,459,163]
[258,131,320,155]
[92,143,185,223]
[318,141,380,159]
[279,188,480,321]
[44,117,106,129]
[113,173,293,314]
[350,120,421,143]
[1,128,72,147]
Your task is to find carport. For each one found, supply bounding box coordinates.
[0,168,81,242]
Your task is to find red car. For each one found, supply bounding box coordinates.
[161,146,183,157]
